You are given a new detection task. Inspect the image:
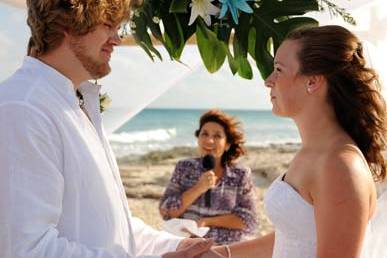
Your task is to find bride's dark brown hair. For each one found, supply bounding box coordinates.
[287,25,386,181]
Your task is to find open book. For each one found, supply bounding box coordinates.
[162,218,210,237]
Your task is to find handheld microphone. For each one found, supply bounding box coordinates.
[202,154,215,208]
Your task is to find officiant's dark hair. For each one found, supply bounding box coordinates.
[26,0,131,57]
[287,25,386,181]
[195,109,246,166]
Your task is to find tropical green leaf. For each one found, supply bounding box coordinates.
[232,12,252,79]
[131,14,162,60]
[215,23,232,43]
[237,56,253,79]
[222,42,238,75]
[254,30,273,79]
[170,0,191,13]
[142,6,164,43]
[177,13,196,42]
[250,0,320,78]
[171,14,186,59]
[159,11,177,55]
[196,19,226,73]
[247,27,256,59]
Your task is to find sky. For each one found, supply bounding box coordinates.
[0,0,386,132]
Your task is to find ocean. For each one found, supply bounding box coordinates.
[108,109,300,157]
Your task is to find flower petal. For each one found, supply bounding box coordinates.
[229,4,239,24]
[219,3,229,19]
[207,5,220,15]
[189,7,200,25]
[203,15,212,26]
[190,0,219,26]
[218,0,254,24]
[235,0,253,13]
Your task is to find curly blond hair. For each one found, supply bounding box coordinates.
[27,0,131,57]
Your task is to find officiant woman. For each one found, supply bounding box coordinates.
[159,109,258,244]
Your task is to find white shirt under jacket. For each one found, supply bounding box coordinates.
[0,56,182,258]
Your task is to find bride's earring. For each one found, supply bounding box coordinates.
[306,81,312,94]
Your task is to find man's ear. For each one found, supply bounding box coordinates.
[305,75,325,94]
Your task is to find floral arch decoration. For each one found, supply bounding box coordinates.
[127,0,354,80]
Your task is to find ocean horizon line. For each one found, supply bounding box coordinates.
[145,107,272,112]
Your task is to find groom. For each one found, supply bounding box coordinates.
[0,0,219,257]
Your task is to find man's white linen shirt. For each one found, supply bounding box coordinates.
[0,57,182,258]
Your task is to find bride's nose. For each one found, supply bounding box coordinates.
[265,73,275,88]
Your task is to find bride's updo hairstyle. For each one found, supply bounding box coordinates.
[287,25,386,181]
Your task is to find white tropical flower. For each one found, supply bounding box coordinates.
[189,0,220,26]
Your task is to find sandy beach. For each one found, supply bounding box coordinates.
[118,143,300,237]
[119,143,387,239]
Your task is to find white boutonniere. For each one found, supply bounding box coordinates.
[99,92,112,113]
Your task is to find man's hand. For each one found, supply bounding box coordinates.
[176,238,206,251]
[162,239,214,258]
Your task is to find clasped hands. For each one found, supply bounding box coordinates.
[162,238,225,258]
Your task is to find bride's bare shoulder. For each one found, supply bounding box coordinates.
[323,144,369,176]
[313,143,374,200]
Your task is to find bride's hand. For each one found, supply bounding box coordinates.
[200,249,225,258]
[176,238,204,251]
[162,239,213,258]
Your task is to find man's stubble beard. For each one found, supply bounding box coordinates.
[69,38,111,80]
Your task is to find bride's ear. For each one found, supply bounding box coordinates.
[305,75,325,94]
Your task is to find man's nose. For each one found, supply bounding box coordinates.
[110,31,122,46]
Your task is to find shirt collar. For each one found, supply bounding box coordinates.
[23,56,78,109]
[79,80,101,96]
[78,81,102,118]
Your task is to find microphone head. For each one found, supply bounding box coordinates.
[202,154,215,170]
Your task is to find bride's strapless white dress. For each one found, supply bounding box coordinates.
[264,176,372,258]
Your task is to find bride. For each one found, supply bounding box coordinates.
[204,25,386,258]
